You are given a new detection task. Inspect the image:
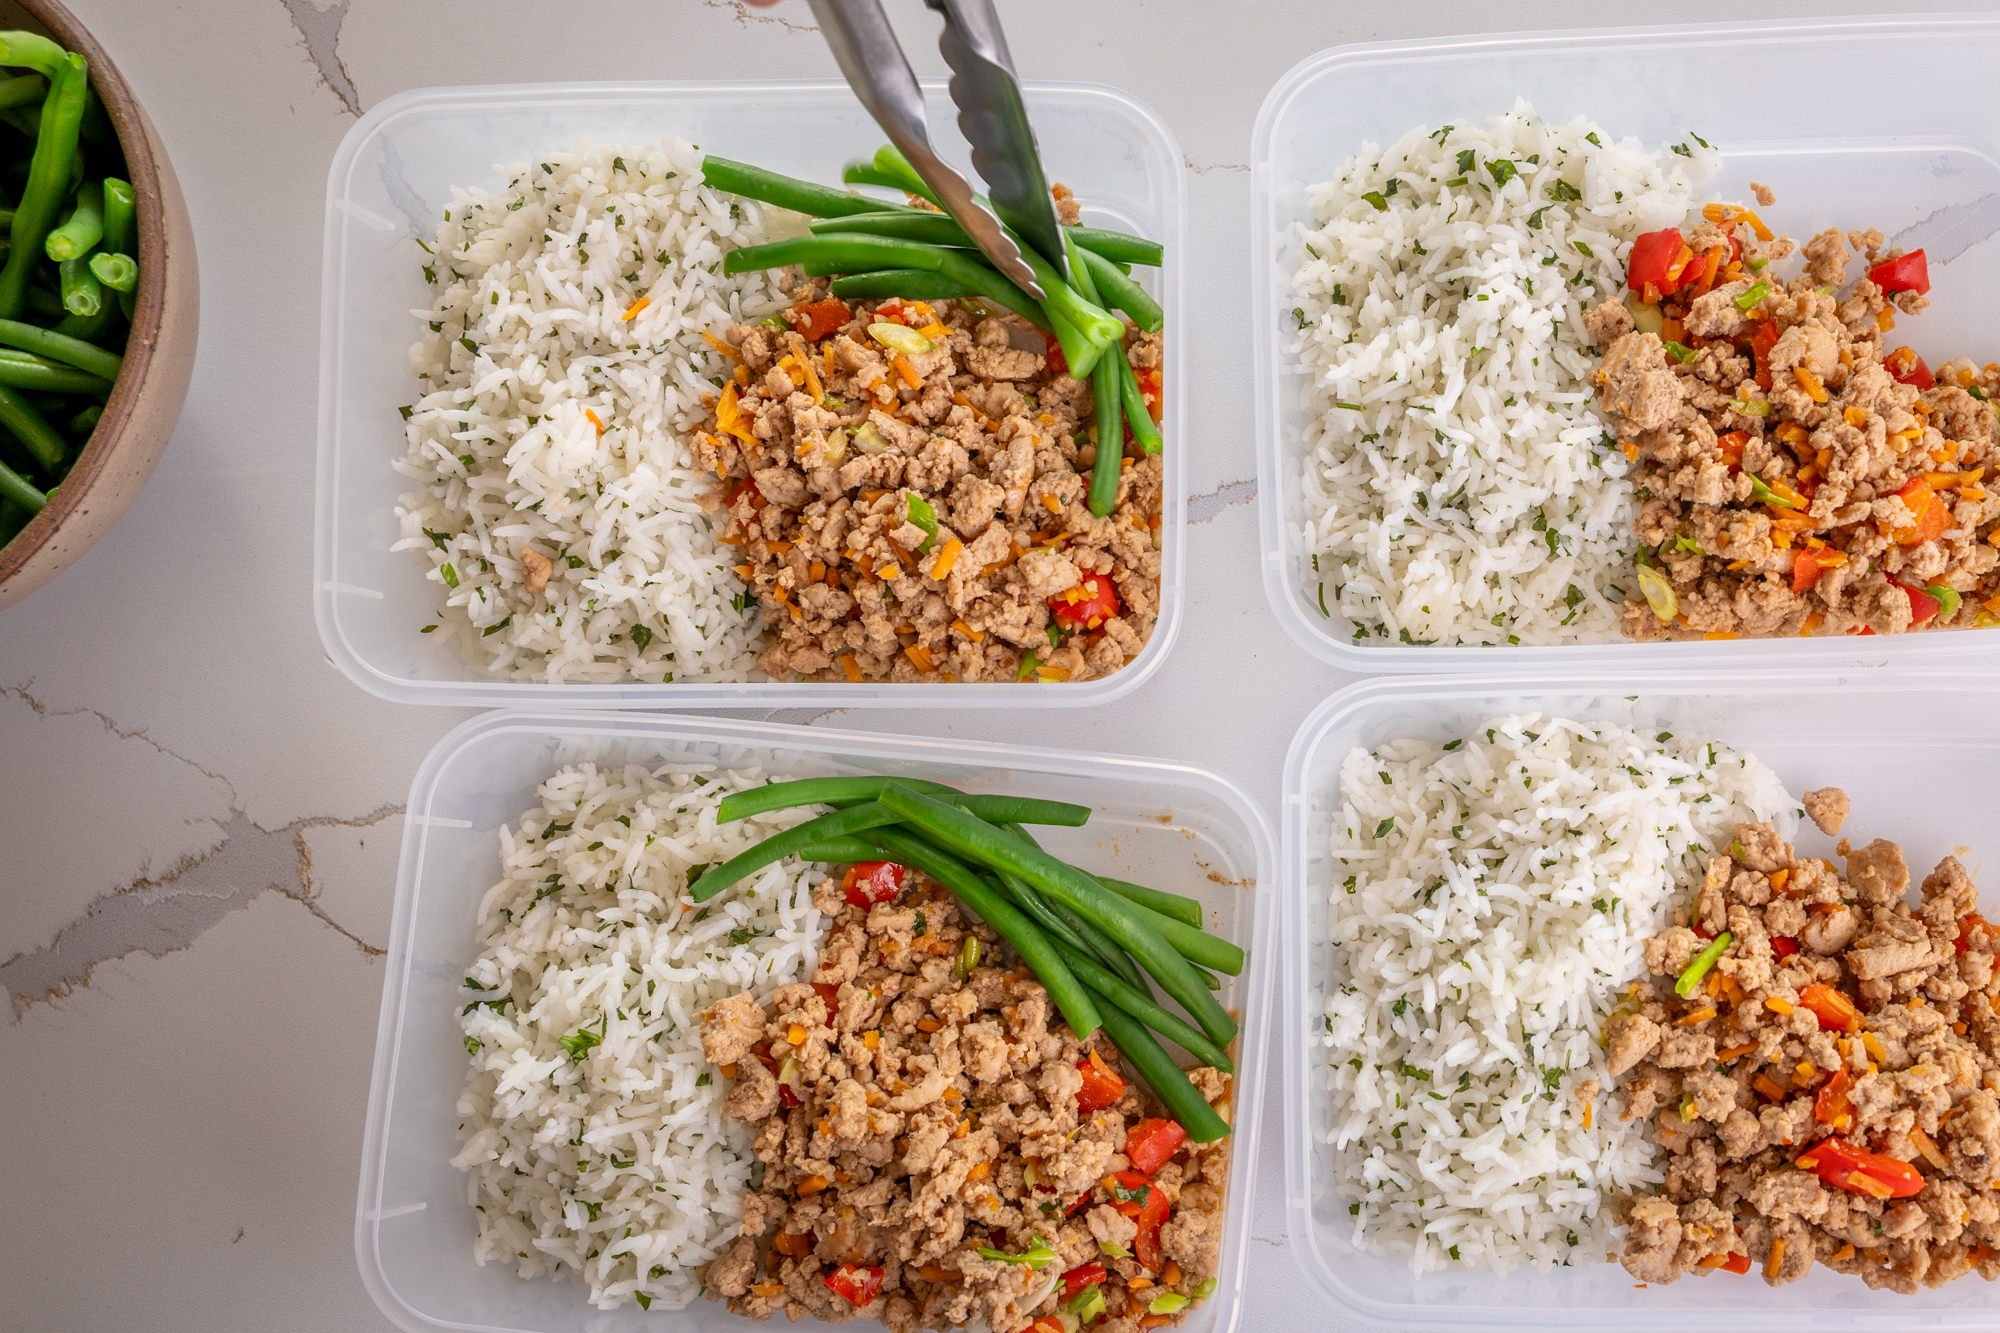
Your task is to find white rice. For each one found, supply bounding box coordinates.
[1320,715,1792,1273]
[450,762,827,1310]
[1289,103,1715,646]
[394,138,792,682]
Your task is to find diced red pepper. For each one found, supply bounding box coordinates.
[1110,1169,1171,1270]
[823,1263,885,1307]
[1957,912,1989,957]
[1894,577,1942,626]
[1891,477,1948,547]
[1076,1047,1127,1113]
[1800,983,1864,1034]
[1124,1118,1189,1176]
[840,860,906,909]
[778,1083,801,1108]
[1791,549,1829,595]
[1796,1138,1926,1199]
[1134,365,1164,423]
[1050,571,1120,631]
[1044,333,1068,379]
[1627,228,1687,293]
[1814,1067,1853,1130]
[874,300,907,325]
[1771,935,1800,960]
[1868,249,1930,296]
[1716,430,1747,471]
[1059,1261,1107,1299]
[1719,1252,1753,1275]
[1885,346,1936,390]
[1750,319,1781,392]
[1026,1319,1067,1333]
[790,297,852,343]
[723,476,764,509]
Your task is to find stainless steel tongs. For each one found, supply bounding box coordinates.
[805,0,1067,298]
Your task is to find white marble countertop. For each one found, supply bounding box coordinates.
[6,1,1994,1329]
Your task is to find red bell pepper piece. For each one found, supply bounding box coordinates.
[1627,228,1686,293]
[840,861,906,909]
[1059,1261,1107,1299]
[1716,430,1747,471]
[1894,577,1942,626]
[1719,1251,1753,1275]
[1884,346,1936,390]
[1749,319,1781,391]
[1796,1138,1925,1199]
[790,297,852,343]
[1868,249,1930,296]
[1790,550,1827,595]
[1799,983,1863,1033]
[1134,365,1164,423]
[1814,1067,1853,1130]
[1890,478,1948,547]
[1110,1169,1171,1270]
[1050,571,1121,631]
[1075,1048,1127,1113]
[1770,935,1800,960]
[823,1263,885,1307]
[1124,1118,1189,1176]
[1044,332,1068,378]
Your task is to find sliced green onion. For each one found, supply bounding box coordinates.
[903,490,939,553]
[1747,254,1770,271]
[1149,1293,1191,1315]
[1097,1240,1131,1259]
[1733,280,1770,310]
[1748,475,1800,509]
[1194,1276,1217,1299]
[976,1235,1057,1270]
[1636,563,1678,623]
[1066,1285,1106,1322]
[1674,931,1733,998]
[1929,584,1962,617]
[869,321,933,355]
[1662,341,1697,365]
[1728,397,1772,417]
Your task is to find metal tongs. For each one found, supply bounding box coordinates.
[806,0,1067,298]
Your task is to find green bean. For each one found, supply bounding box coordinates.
[718,775,967,823]
[1094,1001,1231,1143]
[722,232,953,279]
[0,49,85,322]
[0,72,42,110]
[0,494,22,544]
[1070,244,1125,518]
[984,863,1100,960]
[996,859,1144,990]
[66,402,99,436]
[790,836,895,864]
[1012,236,1122,352]
[100,178,134,254]
[840,160,918,197]
[86,251,133,293]
[0,453,43,511]
[698,155,915,220]
[0,32,70,80]
[1077,246,1162,334]
[830,269,977,305]
[0,352,109,394]
[931,250,1051,331]
[1125,896,1244,976]
[1068,227,1164,267]
[0,318,122,378]
[23,285,63,320]
[1113,352,1162,455]
[865,825,1100,1039]
[997,822,1147,989]
[1056,944,1233,1073]
[0,382,63,471]
[1093,877,1203,930]
[1047,308,1100,381]
[57,255,98,316]
[54,299,120,346]
[812,210,969,246]
[877,784,1237,1045]
[45,179,101,261]
[870,146,943,209]
[688,801,904,901]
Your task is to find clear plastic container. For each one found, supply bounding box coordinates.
[315,80,1185,708]
[356,710,1274,1333]
[1280,669,2000,1328]
[1250,16,2000,674]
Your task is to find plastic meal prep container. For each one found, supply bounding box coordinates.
[1280,670,2000,1329]
[315,80,1185,708]
[1250,16,2000,674]
[356,710,1274,1333]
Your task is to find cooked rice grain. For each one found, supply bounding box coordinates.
[451,762,826,1309]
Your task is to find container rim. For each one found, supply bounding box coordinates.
[1279,666,2000,1327]
[314,78,1187,709]
[1248,14,2000,677]
[356,708,1278,1333]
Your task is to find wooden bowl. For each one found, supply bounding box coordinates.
[0,0,197,611]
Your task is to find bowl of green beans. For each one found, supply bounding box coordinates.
[0,0,197,612]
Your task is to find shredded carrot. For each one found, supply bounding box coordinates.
[1697,1254,1730,1270]
[734,364,750,385]
[1161,1260,1183,1287]
[1794,366,1829,403]
[891,353,924,389]
[1862,1032,1888,1063]
[1703,630,1740,640]
[715,383,759,447]
[1621,441,1639,461]
[951,617,983,642]
[583,408,606,435]
[751,1281,785,1298]
[966,1160,990,1182]
[1043,493,1063,515]
[1126,1277,1154,1292]
[1800,611,1824,636]
[929,536,963,580]
[719,1063,737,1078]
[1769,868,1790,892]
[1754,1073,1788,1101]
[952,391,995,427]
[840,654,863,683]
[1877,307,1896,332]
[1765,1238,1787,1278]
[620,296,650,321]
[1765,997,1794,1015]
[1913,1127,1948,1170]
[1036,666,1071,682]
[1831,1243,1856,1262]
[1957,1020,1971,1035]
[1775,421,1808,445]
[798,1175,831,1196]
[808,560,826,582]
[861,1027,880,1050]
[1847,1170,1894,1200]
[735,564,752,578]
[905,644,936,673]
[1676,1005,1718,1027]
[1703,202,1775,241]
[701,329,743,362]
[915,1015,942,1032]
